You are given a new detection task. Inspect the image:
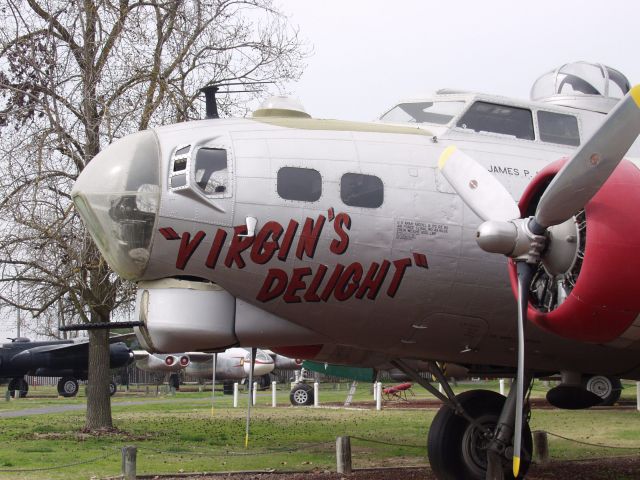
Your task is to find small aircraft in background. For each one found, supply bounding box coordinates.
[0,337,133,397]
[133,347,275,390]
[72,61,640,479]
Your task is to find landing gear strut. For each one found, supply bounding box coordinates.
[391,360,533,480]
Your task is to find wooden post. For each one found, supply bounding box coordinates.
[122,445,137,479]
[533,431,549,464]
[336,436,352,474]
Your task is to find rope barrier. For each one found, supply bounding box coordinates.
[351,435,425,449]
[0,449,118,472]
[139,441,333,457]
[536,430,640,451]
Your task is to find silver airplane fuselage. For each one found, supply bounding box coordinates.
[72,89,640,380]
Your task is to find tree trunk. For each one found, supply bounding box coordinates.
[85,325,112,430]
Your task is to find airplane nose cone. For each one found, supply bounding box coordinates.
[72,130,161,280]
[243,350,275,376]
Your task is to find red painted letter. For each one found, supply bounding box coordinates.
[176,231,206,270]
[330,213,351,255]
[256,269,288,302]
[296,215,326,260]
[387,258,412,297]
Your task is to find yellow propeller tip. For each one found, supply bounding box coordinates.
[438,145,457,170]
[631,85,640,109]
[513,456,520,478]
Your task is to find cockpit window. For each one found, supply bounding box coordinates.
[537,111,580,147]
[457,101,534,140]
[194,148,229,195]
[380,101,465,125]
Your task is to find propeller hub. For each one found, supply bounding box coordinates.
[476,221,517,255]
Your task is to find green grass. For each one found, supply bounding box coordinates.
[0,381,638,479]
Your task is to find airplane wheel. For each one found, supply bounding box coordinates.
[8,378,28,398]
[584,376,622,406]
[169,373,180,391]
[290,383,313,406]
[57,377,79,397]
[109,381,117,396]
[258,374,272,390]
[428,389,532,480]
[223,380,234,395]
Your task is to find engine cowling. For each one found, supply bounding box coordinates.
[509,158,640,342]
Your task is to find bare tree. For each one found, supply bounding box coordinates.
[0,0,306,430]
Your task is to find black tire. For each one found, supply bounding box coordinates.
[57,377,79,397]
[258,374,272,390]
[109,381,117,396]
[584,376,622,406]
[290,382,314,406]
[8,377,28,398]
[223,380,234,395]
[427,389,532,480]
[168,373,180,390]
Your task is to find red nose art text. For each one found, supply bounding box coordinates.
[159,210,428,304]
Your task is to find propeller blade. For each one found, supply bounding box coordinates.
[535,85,640,228]
[513,262,533,478]
[438,146,520,222]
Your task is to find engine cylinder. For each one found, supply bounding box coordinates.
[510,159,640,342]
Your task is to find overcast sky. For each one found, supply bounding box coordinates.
[277,0,639,121]
[3,1,636,340]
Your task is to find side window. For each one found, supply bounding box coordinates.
[169,145,191,190]
[341,173,383,208]
[538,111,580,146]
[457,101,534,140]
[194,148,229,195]
[277,167,322,202]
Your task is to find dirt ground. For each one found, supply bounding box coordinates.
[138,456,640,479]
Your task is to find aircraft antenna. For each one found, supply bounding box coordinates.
[200,81,274,119]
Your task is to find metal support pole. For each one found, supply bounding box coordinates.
[121,445,137,480]
[500,378,506,396]
[252,382,257,406]
[373,382,377,401]
[376,382,382,410]
[272,381,277,407]
[210,353,217,415]
[637,382,640,412]
[313,382,319,407]
[245,347,256,448]
[336,436,352,474]
[233,382,239,408]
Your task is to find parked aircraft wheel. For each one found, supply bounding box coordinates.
[428,389,532,480]
[584,376,622,406]
[223,380,234,395]
[258,374,272,390]
[169,373,180,391]
[290,382,313,406]
[57,377,79,397]
[109,381,117,396]
[8,377,28,398]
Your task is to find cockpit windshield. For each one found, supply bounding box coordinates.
[379,101,465,125]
